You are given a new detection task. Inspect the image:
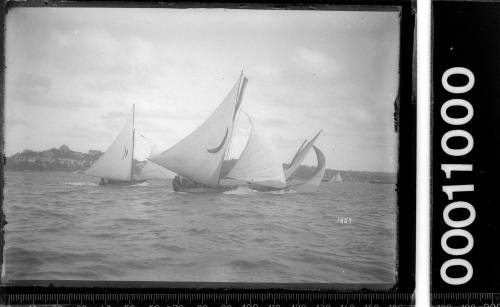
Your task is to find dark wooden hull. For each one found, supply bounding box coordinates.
[248,184,286,192]
[172,176,236,193]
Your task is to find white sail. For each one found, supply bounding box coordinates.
[335,173,342,182]
[293,145,326,193]
[85,105,134,181]
[139,160,175,179]
[284,130,323,180]
[150,76,243,186]
[139,141,175,179]
[225,113,286,189]
[136,139,175,180]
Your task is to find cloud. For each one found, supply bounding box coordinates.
[294,47,335,70]
[12,73,51,90]
[5,117,28,128]
[86,79,131,93]
[101,110,128,119]
[7,84,93,110]
[260,118,289,128]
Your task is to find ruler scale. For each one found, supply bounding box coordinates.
[432,293,500,306]
[2,292,415,307]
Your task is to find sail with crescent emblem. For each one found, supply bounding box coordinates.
[225,112,286,189]
[85,105,135,181]
[150,75,244,186]
[292,145,326,193]
[284,129,323,180]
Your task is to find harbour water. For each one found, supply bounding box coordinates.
[3,170,396,284]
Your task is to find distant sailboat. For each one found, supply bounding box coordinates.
[85,105,144,185]
[334,172,342,182]
[290,145,326,193]
[284,130,326,192]
[285,130,323,180]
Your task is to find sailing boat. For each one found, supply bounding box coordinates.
[290,145,326,193]
[85,105,144,185]
[150,73,286,193]
[332,172,342,182]
[285,130,323,181]
[284,130,326,192]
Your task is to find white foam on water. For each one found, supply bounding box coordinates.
[268,189,287,195]
[64,182,98,186]
[132,181,149,187]
[268,188,300,195]
[223,186,259,195]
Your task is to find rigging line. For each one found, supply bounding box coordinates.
[288,138,308,168]
[218,73,246,185]
[228,108,253,168]
[130,104,135,181]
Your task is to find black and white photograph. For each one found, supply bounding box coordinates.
[3,6,401,285]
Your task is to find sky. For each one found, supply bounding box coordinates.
[5,7,400,172]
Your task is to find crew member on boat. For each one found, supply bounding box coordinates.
[172,175,210,191]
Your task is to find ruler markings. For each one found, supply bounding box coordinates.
[4,291,427,306]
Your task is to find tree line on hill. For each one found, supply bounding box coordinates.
[6,146,396,184]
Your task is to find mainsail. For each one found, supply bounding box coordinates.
[150,75,244,186]
[225,112,286,189]
[85,105,135,181]
[292,145,326,193]
[284,130,323,180]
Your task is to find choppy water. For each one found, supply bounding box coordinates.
[3,171,396,284]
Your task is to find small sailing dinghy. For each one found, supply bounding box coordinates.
[322,172,341,183]
[334,173,342,182]
[85,105,145,185]
[284,130,327,192]
[150,73,287,193]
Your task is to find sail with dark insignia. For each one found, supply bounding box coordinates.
[284,130,323,180]
[85,105,135,182]
[292,145,326,193]
[150,74,244,186]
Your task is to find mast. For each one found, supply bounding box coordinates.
[130,104,135,181]
[218,72,246,185]
[288,138,307,169]
[234,72,247,119]
[150,74,243,186]
[284,129,323,180]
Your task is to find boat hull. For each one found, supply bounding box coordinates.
[172,175,235,193]
[248,184,284,192]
